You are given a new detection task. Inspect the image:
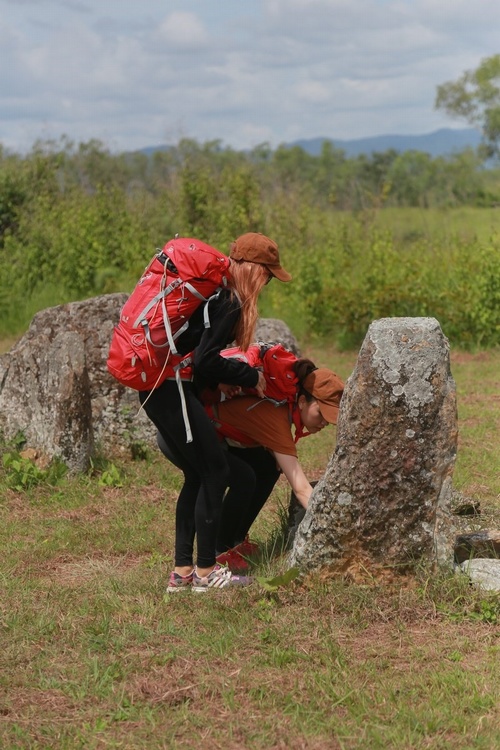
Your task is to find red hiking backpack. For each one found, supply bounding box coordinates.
[220,342,299,404]
[205,342,309,446]
[107,237,231,443]
[107,237,231,392]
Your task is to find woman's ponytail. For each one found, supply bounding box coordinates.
[293,358,317,399]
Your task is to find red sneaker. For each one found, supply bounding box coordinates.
[216,548,249,573]
[233,536,259,557]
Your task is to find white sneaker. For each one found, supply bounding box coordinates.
[192,563,252,592]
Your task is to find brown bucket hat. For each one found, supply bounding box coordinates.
[230,232,292,282]
[303,368,344,424]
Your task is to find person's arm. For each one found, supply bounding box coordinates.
[219,371,266,399]
[272,452,313,508]
[193,292,260,390]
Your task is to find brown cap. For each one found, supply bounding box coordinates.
[230,232,292,282]
[303,368,344,424]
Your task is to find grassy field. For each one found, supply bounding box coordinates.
[371,206,500,245]
[0,342,499,749]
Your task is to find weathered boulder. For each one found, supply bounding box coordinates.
[0,294,299,470]
[0,294,142,470]
[457,559,500,593]
[290,317,458,576]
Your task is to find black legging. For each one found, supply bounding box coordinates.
[139,379,230,568]
[218,446,280,551]
[157,430,281,554]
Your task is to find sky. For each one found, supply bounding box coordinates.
[1,0,499,155]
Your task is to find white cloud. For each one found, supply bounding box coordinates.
[0,0,499,153]
[295,80,331,104]
[157,11,208,49]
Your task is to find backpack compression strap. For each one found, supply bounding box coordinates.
[172,355,194,443]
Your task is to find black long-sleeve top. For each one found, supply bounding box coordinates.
[174,289,259,392]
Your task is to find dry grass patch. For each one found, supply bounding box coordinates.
[37,554,144,588]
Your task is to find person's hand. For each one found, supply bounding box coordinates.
[219,383,242,399]
[254,370,266,398]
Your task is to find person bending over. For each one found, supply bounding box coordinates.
[140,233,292,592]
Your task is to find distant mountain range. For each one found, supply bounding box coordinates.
[140,128,481,159]
[289,128,481,158]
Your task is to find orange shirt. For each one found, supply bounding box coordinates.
[213,396,298,457]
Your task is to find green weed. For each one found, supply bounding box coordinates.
[97,463,124,488]
[2,451,67,491]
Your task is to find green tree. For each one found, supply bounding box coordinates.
[314,141,347,206]
[435,54,500,160]
[388,151,436,207]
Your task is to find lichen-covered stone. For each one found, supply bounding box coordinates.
[290,317,458,574]
[0,295,134,470]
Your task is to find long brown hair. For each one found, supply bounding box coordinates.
[229,260,270,350]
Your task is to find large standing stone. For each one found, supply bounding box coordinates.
[0,294,138,471]
[290,317,458,575]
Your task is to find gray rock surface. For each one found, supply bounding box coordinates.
[290,317,458,575]
[0,294,140,470]
[253,318,301,355]
[457,559,500,593]
[0,293,299,470]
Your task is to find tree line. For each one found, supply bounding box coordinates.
[2,134,499,220]
[1,134,499,348]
